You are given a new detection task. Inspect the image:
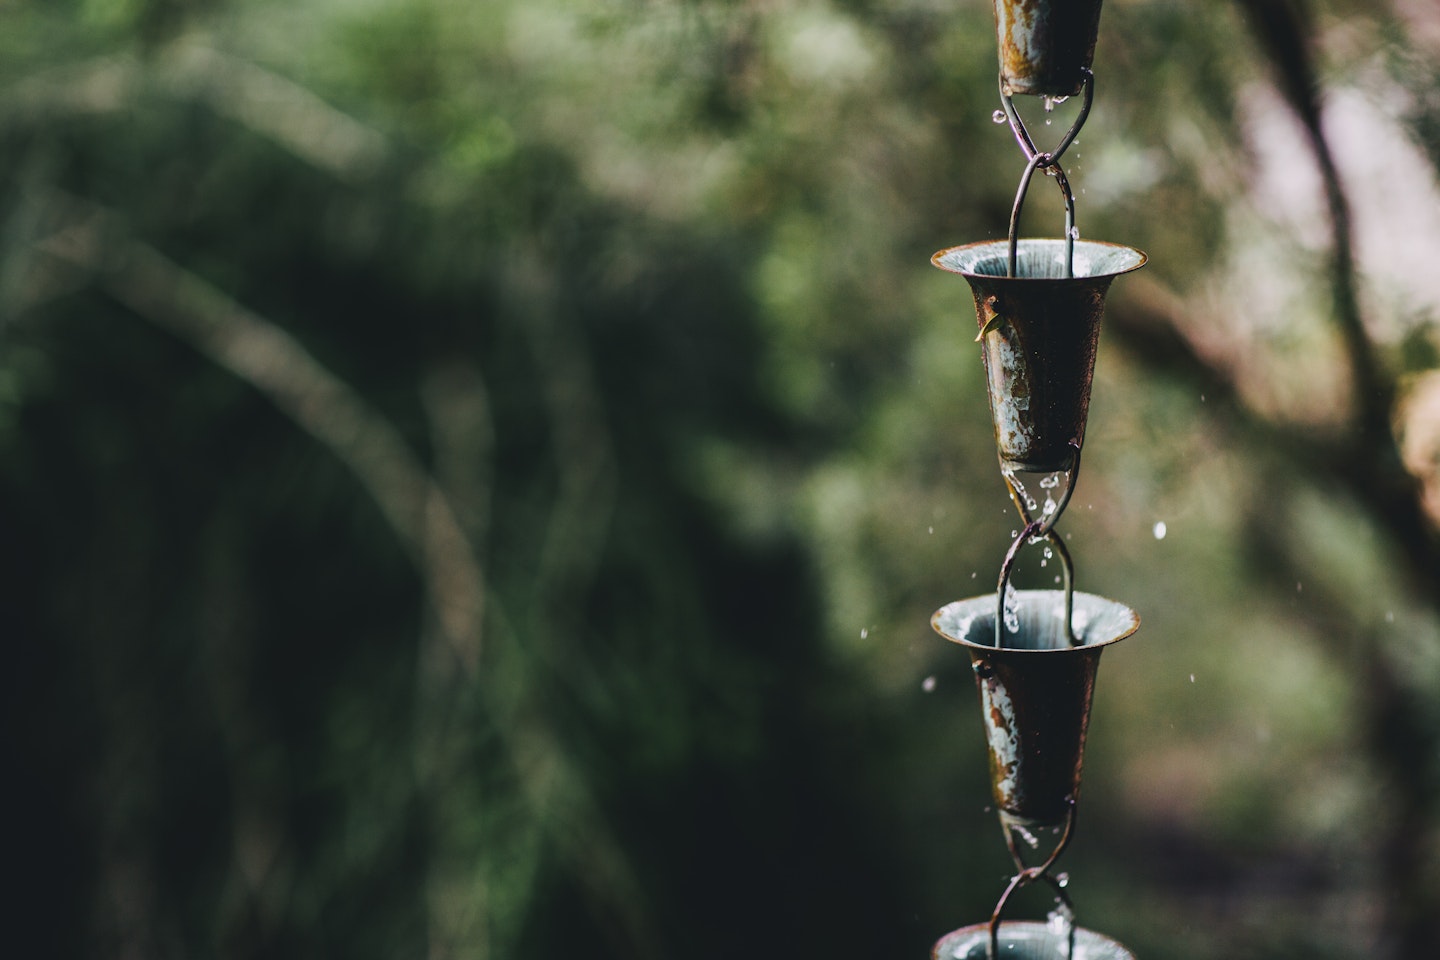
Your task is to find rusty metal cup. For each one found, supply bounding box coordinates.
[993,0,1107,97]
[932,238,1145,475]
[932,589,1139,830]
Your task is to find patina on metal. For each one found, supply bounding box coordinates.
[931,239,1146,474]
[932,921,1135,960]
[993,0,1106,97]
[932,589,1139,829]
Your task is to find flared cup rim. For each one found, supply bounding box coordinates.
[931,589,1140,654]
[931,238,1147,281]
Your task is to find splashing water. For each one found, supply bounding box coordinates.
[1003,583,1020,635]
[992,109,1008,124]
[1046,901,1076,939]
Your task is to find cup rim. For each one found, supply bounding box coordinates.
[931,238,1148,281]
[932,920,1136,960]
[931,588,1140,654]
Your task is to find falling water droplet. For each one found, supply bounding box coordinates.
[1189,673,1196,683]
[928,526,934,534]
[1068,226,1080,240]
[1055,872,1070,888]
[1003,584,1020,634]
[922,675,937,693]
[992,109,1008,124]
[1385,611,1395,623]
[1153,521,1167,540]
[1043,96,1056,113]
[860,627,869,640]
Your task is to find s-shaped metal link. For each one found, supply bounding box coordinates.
[998,69,1094,278]
[986,801,1079,960]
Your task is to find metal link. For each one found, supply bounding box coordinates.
[995,443,1081,648]
[999,69,1094,278]
[987,801,1079,960]
[993,521,1077,650]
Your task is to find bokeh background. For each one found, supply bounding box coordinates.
[5,1,1440,958]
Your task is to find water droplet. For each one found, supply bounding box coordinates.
[1046,902,1075,937]
[922,675,937,693]
[992,109,1007,124]
[1153,521,1167,540]
[928,526,934,534]
[971,572,978,579]
[1189,673,1196,683]
[1055,871,1070,888]
[1039,473,1061,489]
[1010,530,1018,539]
[1068,225,1080,240]
[1297,582,1303,593]
[860,627,869,639]
[1385,611,1395,623]
[1003,583,1020,634]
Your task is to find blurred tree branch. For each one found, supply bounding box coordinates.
[27,194,662,960]
[33,201,486,670]
[1101,3,1440,956]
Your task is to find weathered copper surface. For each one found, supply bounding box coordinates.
[993,0,1106,97]
[932,239,1145,474]
[933,589,1139,828]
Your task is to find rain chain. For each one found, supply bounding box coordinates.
[925,3,1148,959]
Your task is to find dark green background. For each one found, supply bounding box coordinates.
[5,2,1439,958]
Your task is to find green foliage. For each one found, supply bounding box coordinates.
[4,1,1440,959]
